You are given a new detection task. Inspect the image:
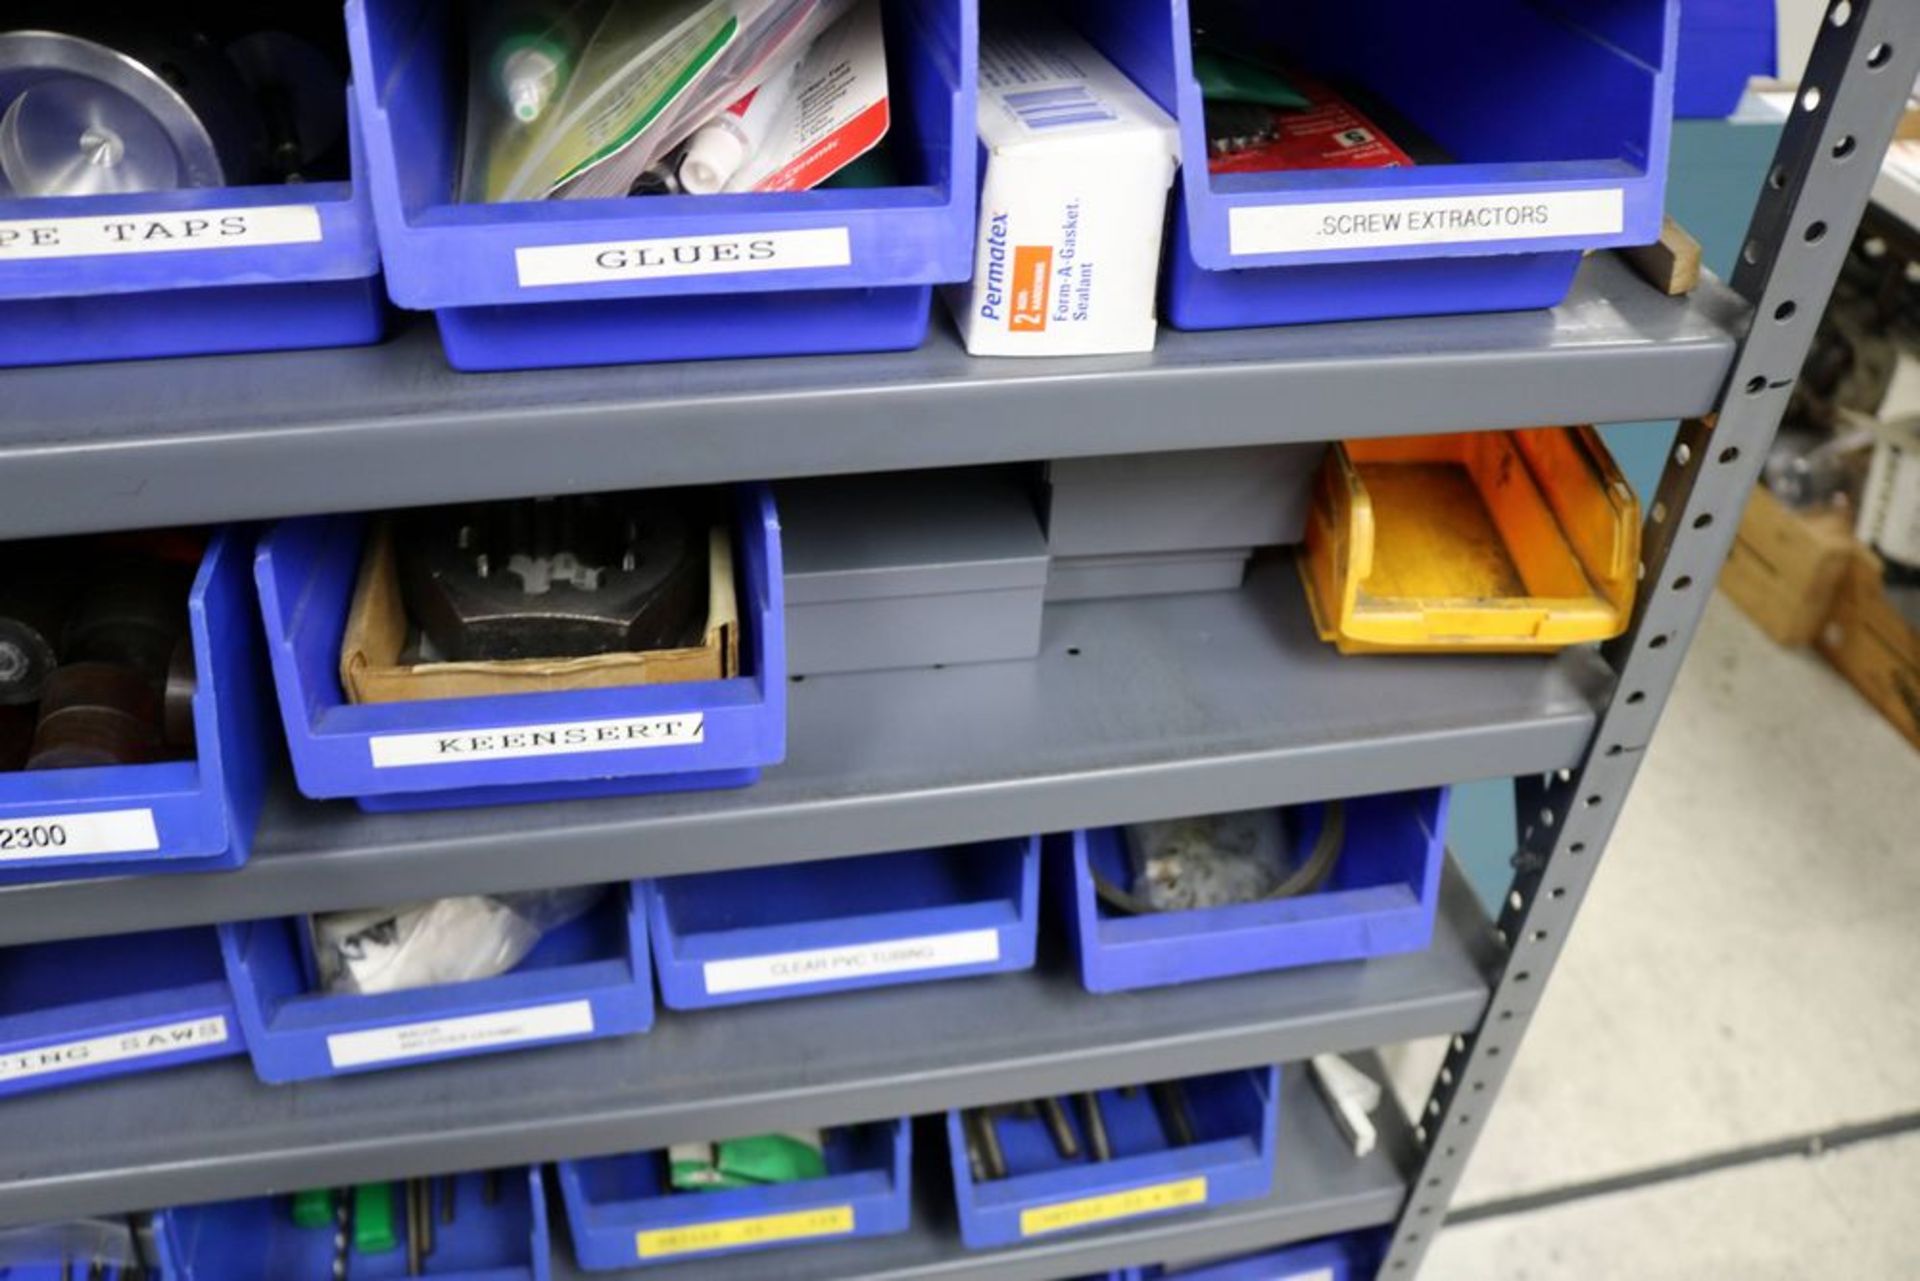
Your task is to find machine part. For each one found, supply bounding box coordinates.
[1151,1081,1195,1148]
[0,704,35,772]
[1077,1092,1111,1163]
[0,28,253,196]
[1091,801,1347,916]
[163,634,196,750]
[64,564,188,688]
[398,494,707,662]
[482,1169,501,1206]
[0,572,67,707]
[28,662,162,770]
[1039,1096,1080,1161]
[440,1174,456,1225]
[1310,1053,1384,1158]
[1204,99,1277,157]
[225,30,346,181]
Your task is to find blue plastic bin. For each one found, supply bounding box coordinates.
[1065,0,1677,329]
[556,1119,912,1269]
[1675,0,1777,119]
[946,1066,1279,1250]
[1142,1235,1362,1280]
[344,0,977,370]
[220,882,652,1082]
[0,529,271,885]
[154,1166,549,1280]
[0,94,383,368]
[1056,790,1449,994]
[255,486,785,812]
[645,836,1039,1010]
[0,927,241,1100]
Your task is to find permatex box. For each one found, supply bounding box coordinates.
[946,20,1179,357]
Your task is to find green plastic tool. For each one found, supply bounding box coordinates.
[290,1188,334,1230]
[353,1182,399,1253]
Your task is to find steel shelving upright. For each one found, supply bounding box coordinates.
[0,2,1912,1277]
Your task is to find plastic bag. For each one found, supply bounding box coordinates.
[461,0,853,202]
[1124,809,1289,912]
[0,1220,137,1269]
[312,886,604,995]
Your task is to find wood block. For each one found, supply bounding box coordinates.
[1718,486,1856,647]
[1817,546,1920,751]
[1621,216,1703,297]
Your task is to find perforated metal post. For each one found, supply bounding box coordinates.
[1376,3,1920,1274]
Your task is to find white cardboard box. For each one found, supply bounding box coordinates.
[945,22,1179,357]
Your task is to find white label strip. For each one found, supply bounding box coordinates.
[515,226,852,287]
[703,928,1002,996]
[326,1000,595,1070]
[1227,188,1624,256]
[0,205,323,261]
[0,1016,230,1084]
[0,808,159,862]
[368,712,704,769]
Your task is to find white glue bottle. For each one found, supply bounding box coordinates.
[677,69,796,195]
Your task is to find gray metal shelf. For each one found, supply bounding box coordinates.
[0,559,1605,946]
[0,876,1487,1228]
[549,1065,1410,1281]
[0,254,1742,538]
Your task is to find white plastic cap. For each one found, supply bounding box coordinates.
[677,122,747,195]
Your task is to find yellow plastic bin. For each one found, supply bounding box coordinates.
[1301,428,1641,653]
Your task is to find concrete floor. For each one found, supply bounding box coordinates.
[1415,592,1920,1277]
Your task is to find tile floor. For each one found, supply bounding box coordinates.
[1416,592,1920,1277]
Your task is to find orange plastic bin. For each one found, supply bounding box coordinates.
[1300,427,1641,653]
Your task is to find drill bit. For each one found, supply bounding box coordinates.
[964,1128,989,1184]
[1039,1096,1080,1160]
[1078,1092,1112,1162]
[441,1174,456,1226]
[1152,1081,1196,1147]
[416,1178,435,1260]
[404,1178,421,1277]
[969,1108,1007,1181]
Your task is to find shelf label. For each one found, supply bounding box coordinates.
[0,205,323,261]
[703,928,1002,995]
[515,227,852,287]
[1227,189,1624,256]
[0,808,159,861]
[367,713,703,768]
[0,1015,230,1085]
[325,1000,594,1069]
[636,1206,855,1259]
[1019,1176,1209,1237]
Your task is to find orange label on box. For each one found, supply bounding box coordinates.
[1018,1177,1208,1237]
[636,1206,854,1258]
[1010,244,1052,331]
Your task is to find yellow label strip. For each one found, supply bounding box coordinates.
[1018,1176,1209,1237]
[637,1204,855,1258]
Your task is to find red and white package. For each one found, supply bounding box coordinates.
[730,0,889,192]
[1209,75,1414,175]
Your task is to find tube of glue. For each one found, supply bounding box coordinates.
[676,68,796,195]
[491,12,578,125]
